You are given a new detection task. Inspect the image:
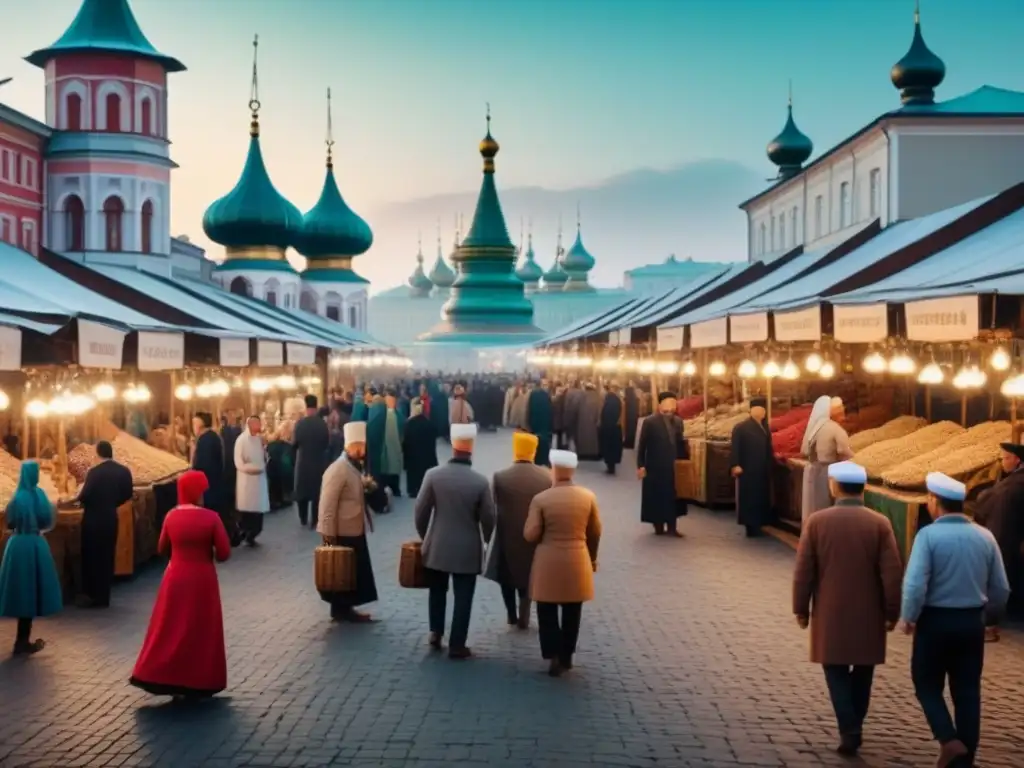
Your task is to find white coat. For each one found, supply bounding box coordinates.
[234,432,270,513]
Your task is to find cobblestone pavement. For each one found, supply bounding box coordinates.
[1,431,1022,767]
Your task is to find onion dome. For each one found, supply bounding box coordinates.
[407,238,433,297]
[542,224,569,290]
[203,36,302,266]
[891,4,945,106]
[515,227,544,291]
[428,226,456,290]
[560,208,596,292]
[767,87,813,181]
[25,0,185,72]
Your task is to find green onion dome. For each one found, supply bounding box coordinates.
[297,165,372,258]
[515,235,543,284]
[560,226,596,274]
[407,244,433,297]
[542,254,569,287]
[891,8,945,105]
[428,238,456,288]
[767,103,813,179]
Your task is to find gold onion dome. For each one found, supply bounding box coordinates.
[891,4,945,105]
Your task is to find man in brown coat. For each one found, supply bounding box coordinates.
[524,449,602,677]
[792,461,902,757]
[483,432,552,628]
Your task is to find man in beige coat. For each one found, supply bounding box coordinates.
[792,461,902,757]
[483,432,552,629]
[524,449,602,677]
[415,423,495,659]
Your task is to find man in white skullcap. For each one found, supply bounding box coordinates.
[793,461,902,757]
[523,449,602,677]
[316,420,388,623]
[415,423,495,659]
[900,472,1010,767]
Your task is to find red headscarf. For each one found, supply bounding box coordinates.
[177,469,209,506]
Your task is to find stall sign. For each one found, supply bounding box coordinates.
[689,317,728,349]
[257,340,284,367]
[137,331,185,371]
[729,312,768,344]
[0,326,21,371]
[905,295,979,342]
[78,319,126,369]
[287,343,316,366]
[774,306,822,342]
[656,326,684,352]
[619,327,633,345]
[607,330,620,347]
[219,338,250,367]
[834,304,888,343]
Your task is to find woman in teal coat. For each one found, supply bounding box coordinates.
[0,461,62,655]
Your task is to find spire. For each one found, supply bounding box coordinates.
[766,81,813,180]
[561,204,596,291]
[542,215,569,289]
[515,216,543,291]
[325,87,335,169]
[891,0,946,106]
[249,34,260,138]
[407,233,433,297]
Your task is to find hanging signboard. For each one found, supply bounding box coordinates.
[257,340,284,368]
[0,327,21,371]
[773,306,822,342]
[729,312,769,344]
[78,319,125,369]
[655,326,684,352]
[834,304,888,343]
[286,343,316,366]
[219,338,250,367]
[689,317,728,349]
[905,295,979,343]
[619,327,633,345]
[137,331,185,371]
[607,330,620,347]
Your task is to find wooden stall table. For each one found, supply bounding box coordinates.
[706,440,735,509]
[684,438,708,506]
[771,457,805,533]
[863,485,928,563]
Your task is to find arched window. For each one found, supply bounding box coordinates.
[326,305,340,322]
[105,93,122,132]
[140,98,153,135]
[64,195,85,251]
[140,200,154,253]
[66,93,83,131]
[300,290,318,313]
[229,277,253,297]
[266,290,278,306]
[348,305,358,328]
[103,196,124,252]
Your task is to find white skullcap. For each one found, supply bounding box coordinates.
[827,461,866,485]
[450,423,478,442]
[830,397,844,408]
[926,472,966,501]
[550,450,578,469]
[343,421,366,446]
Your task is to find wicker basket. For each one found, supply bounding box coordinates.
[313,545,356,593]
[398,541,428,589]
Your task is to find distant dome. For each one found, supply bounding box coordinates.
[891,10,945,105]
[767,103,813,179]
[429,240,456,288]
[560,229,596,274]
[515,240,543,284]
[407,246,433,297]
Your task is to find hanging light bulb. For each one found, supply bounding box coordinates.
[26,399,48,418]
[917,362,944,385]
[862,351,887,374]
[952,365,987,390]
[657,361,680,375]
[597,357,618,371]
[250,378,272,394]
[174,384,194,401]
[0,390,8,411]
[195,382,214,399]
[804,352,823,373]
[708,361,727,377]
[92,383,116,402]
[638,360,656,374]
[990,347,1011,371]
[681,360,697,377]
[819,361,835,379]
[761,360,780,379]
[888,351,917,376]
[781,359,800,380]
[737,359,757,379]
[1000,373,1024,397]
[212,379,231,397]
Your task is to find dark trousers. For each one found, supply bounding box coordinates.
[15,618,31,646]
[500,584,527,623]
[239,512,264,543]
[536,602,582,664]
[81,515,118,607]
[912,607,985,759]
[653,519,678,534]
[426,568,476,650]
[297,496,319,527]
[382,475,401,497]
[823,664,875,736]
[555,431,566,450]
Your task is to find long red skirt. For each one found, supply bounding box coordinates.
[131,558,227,697]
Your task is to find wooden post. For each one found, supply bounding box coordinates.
[960,394,967,427]
[701,349,709,440]
[925,386,932,423]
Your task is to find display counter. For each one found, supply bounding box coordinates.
[862,485,928,563]
[706,440,735,508]
[772,458,805,529]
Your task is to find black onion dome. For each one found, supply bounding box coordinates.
[891,10,945,105]
[767,104,813,173]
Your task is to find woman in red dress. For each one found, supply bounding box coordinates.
[131,470,231,698]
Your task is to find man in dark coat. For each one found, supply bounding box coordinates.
[975,442,1024,626]
[192,411,237,543]
[636,392,688,537]
[77,441,134,608]
[623,382,639,449]
[427,379,449,441]
[730,397,774,537]
[403,399,439,497]
[598,384,624,475]
[526,381,554,467]
[293,394,330,528]
[221,414,243,535]
[552,383,567,450]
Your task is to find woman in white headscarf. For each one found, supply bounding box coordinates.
[800,396,854,522]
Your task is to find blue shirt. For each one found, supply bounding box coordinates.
[900,515,1011,622]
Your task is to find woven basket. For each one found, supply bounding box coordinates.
[313,545,356,593]
[398,541,428,589]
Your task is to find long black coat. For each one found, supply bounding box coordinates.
[192,430,225,513]
[636,413,688,523]
[527,388,553,467]
[623,387,639,447]
[402,414,439,498]
[599,392,623,466]
[293,413,330,501]
[976,469,1024,613]
[730,417,773,528]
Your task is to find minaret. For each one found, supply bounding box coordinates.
[407,234,433,297]
[419,105,542,343]
[561,203,596,291]
[428,218,456,296]
[766,82,813,181]
[514,218,543,294]
[297,87,373,326]
[541,216,569,291]
[28,0,185,258]
[891,1,946,106]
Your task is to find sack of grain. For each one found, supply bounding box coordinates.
[848,416,928,453]
[854,421,964,479]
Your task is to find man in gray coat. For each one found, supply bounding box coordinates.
[293,395,330,529]
[414,422,495,659]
